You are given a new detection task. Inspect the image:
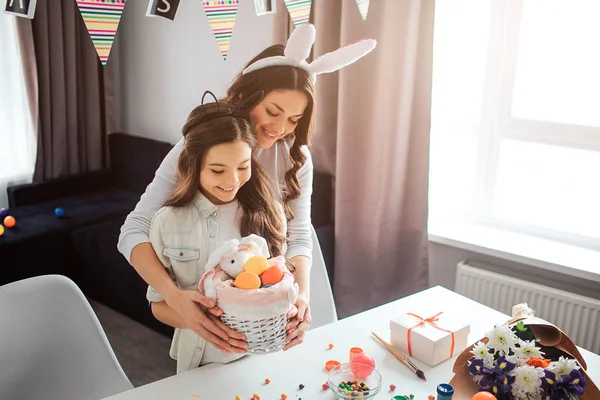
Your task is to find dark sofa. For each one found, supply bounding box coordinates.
[0,133,334,337]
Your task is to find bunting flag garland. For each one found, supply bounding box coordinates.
[3,0,38,18]
[146,0,180,21]
[201,0,239,60]
[76,0,127,67]
[283,0,311,27]
[354,0,370,21]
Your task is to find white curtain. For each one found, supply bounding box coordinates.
[0,14,37,208]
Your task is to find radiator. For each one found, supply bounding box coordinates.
[455,261,600,354]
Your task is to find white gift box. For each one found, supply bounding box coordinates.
[389,311,470,367]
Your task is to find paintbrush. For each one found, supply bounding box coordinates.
[372,332,427,381]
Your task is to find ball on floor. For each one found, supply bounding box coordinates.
[54,207,66,218]
[3,216,16,228]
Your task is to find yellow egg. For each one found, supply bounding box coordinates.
[243,255,268,275]
[235,271,261,290]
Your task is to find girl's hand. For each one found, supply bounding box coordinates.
[165,289,248,353]
[283,293,311,350]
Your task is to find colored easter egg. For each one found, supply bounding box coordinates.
[350,352,376,379]
[260,265,284,285]
[244,255,268,275]
[472,392,496,400]
[4,216,16,228]
[235,271,261,290]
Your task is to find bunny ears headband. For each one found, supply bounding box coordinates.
[242,24,377,83]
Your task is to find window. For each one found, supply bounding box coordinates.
[0,14,37,207]
[429,0,600,249]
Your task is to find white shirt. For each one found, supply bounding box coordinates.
[147,193,287,373]
[118,137,313,263]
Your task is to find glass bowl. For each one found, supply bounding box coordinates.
[328,362,382,399]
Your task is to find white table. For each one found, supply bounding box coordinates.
[104,286,600,399]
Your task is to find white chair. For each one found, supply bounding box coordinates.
[0,275,133,400]
[309,226,338,329]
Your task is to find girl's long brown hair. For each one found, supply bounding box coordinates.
[225,44,316,222]
[165,102,286,257]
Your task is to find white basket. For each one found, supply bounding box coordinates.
[220,310,289,354]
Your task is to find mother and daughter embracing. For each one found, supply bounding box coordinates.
[117,24,376,374]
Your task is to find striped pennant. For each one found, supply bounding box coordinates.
[76,0,126,66]
[284,0,312,27]
[354,0,370,21]
[201,0,239,60]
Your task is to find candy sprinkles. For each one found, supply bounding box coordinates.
[338,380,370,396]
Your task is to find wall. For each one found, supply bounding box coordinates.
[115,0,280,144]
[428,241,600,301]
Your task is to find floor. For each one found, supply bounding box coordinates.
[90,300,176,387]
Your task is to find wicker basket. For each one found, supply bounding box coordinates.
[200,256,299,354]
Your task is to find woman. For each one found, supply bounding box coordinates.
[118,24,376,353]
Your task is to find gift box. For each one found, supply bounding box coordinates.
[389,311,470,367]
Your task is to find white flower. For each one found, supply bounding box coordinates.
[514,339,544,360]
[510,365,545,397]
[505,353,526,367]
[485,323,518,356]
[548,356,580,379]
[471,341,491,360]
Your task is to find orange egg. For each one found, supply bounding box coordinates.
[235,271,261,290]
[472,392,497,400]
[244,255,268,275]
[3,216,15,228]
[260,265,284,285]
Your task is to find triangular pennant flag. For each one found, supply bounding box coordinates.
[76,0,126,67]
[146,0,180,21]
[284,0,312,27]
[354,0,370,21]
[3,0,38,18]
[201,0,239,61]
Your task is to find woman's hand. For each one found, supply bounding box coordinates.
[165,288,248,354]
[283,293,311,350]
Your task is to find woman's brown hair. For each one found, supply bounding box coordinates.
[165,101,286,258]
[225,44,316,222]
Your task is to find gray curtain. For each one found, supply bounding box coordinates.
[311,0,434,317]
[31,0,117,180]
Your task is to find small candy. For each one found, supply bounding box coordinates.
[0,208,8,219]
[3,216,15,228]
[253,394,260,399]
[390,384,396,391]
[298,384,304,390]
[0,224,4,236]
[325,360,341,371]
[328,343,334,349]
[322,382,329,390]
[264,378,270,384]
[235,396,241,400]
[280,394,287,400]
[428,396,435,400]
[54,207,66,218]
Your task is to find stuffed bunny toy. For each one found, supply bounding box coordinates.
[200,234,270,300]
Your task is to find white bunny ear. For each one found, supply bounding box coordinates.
[284,23,316,62]
[307,39,377,79]
[205,239,239,272]
[239,234,270,259]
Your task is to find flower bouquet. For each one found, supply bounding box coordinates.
[449,304,599,400]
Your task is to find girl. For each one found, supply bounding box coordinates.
[147,99,288,373]
[118,24,375,354]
